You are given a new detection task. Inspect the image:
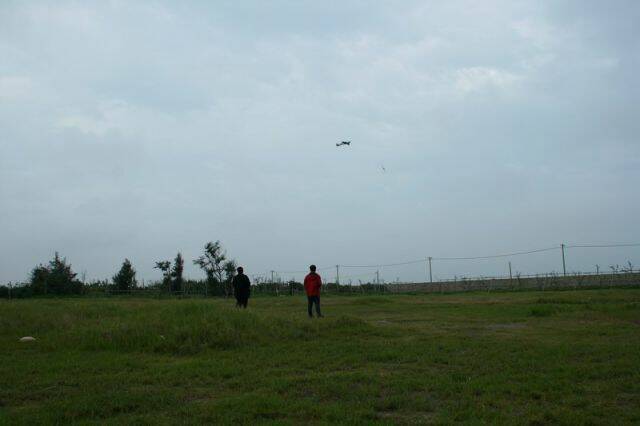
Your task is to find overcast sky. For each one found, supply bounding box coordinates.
[1,0,639,284]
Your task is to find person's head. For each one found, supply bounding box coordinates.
[309,264,316,272]
[237,266,244,274]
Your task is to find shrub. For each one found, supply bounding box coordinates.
[30,252,83,295]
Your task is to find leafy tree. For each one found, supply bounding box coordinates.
[171,253,184,293]
[193,241,235,297]
[30,252,82,295]
[113,259,137,292]
[154,260,171,290]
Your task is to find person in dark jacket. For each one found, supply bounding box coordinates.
[232,266,251,308]
[304,264,323,317]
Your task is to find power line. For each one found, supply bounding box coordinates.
[433,246,559,261]
[566,243,640,249]
[265,242,639,276]
[433,243,640,261]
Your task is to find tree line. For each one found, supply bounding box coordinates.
[0,240,249,298]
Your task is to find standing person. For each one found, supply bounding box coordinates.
[304,265,323,318]
[232,266,251,308]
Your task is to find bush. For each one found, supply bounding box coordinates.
[0,284,34,299]
[30,252,83,295]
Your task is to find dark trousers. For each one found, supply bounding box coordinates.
[236,295,248,308]
[307,296,322,317]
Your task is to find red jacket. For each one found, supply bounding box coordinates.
[304,272,322,296]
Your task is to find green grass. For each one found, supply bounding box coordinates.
[1,289,640,424]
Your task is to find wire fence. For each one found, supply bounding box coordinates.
[80,269,640,298]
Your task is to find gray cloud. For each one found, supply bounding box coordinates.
[1,0,639,283]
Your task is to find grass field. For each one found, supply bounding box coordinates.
[2,289,640,424]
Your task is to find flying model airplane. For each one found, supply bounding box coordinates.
[336,141,351,147]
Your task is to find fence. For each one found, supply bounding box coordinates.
[74,269,640,299]
[84,270,640,297]
[388,270,640,294]
[4,271,637,299]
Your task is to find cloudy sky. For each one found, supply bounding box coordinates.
[1,0,639,284]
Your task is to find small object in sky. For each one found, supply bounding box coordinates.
[19,336,36,342]
[380,164,386,173]
[336,141,351,147]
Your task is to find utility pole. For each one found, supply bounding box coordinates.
[376,270,380,285]
[336,265,340,286]
[561,244,567,276]
[271,270,275,284]
[428,257,433,284]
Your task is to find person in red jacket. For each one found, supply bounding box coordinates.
[304,264,323,318]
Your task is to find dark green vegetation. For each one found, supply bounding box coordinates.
[2,289,639,424]
[27,252,83,296]
[112,259,137,293]
[2,242,255,298]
